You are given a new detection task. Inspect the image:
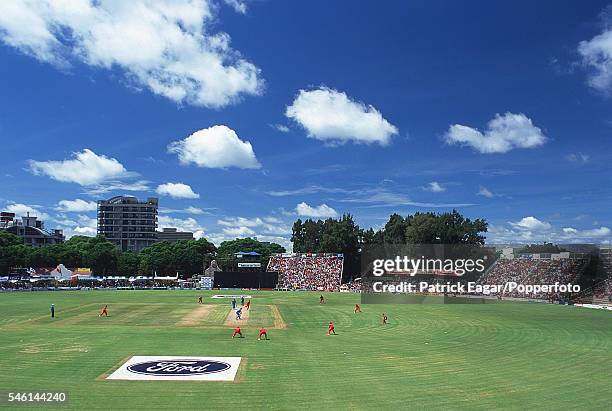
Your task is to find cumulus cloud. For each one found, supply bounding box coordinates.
[218,217,264,227]
[0,0,262,108]
[74,215,97,235]
[578,16,612,93]
[285,87,398,145]
[222,226,255,237]
[29,149,134,185]
[168,125,261,169]
[217,216,290,236]
[423,181,446,193]
[295,202,338,218]
[73,226,96,236]
[444,113,547,154]
[156,182,200,199]
[208,214,292,247]
[509,216,552,231]
[56,214,97,238]
[56,199,98,212]
[477,186,495,198]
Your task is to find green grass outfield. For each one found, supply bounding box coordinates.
[0,290,610,410]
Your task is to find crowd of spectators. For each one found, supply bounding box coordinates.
[0,278,191,291]
[268,255,343,291]
[591,277,612,302]
[478,258,587,300]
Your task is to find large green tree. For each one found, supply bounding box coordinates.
[383,213,409,244]
[85,235,120,275]
[172,238,217,275]
[0,231,28,274]
[217,238,284,259]
[117,251,140,275]
[216,237,285,271]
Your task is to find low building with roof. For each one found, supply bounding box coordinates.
[0,212,64,247]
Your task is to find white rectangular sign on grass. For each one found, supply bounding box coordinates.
[106,356,242,381]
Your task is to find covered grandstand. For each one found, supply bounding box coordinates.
[267,253,344,291]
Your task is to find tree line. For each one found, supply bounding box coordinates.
[0,232,285,276]
[291,210,489,280]
[292,210,488,253]
[1,209,487,276]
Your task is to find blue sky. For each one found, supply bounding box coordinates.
[0,0,611,248]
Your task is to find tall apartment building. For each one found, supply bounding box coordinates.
[97,196,158,252]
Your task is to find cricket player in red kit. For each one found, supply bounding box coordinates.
[354,304,361,313]
[99,305,108,317]
[327,321,336,335]
[258,326,268,340]
[246,300,251,310]
[382,313,388,324]
[232,326,242,338]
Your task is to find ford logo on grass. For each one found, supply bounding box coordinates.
[127,360,230,376]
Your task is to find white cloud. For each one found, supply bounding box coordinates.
[217,216,290,235]
[566,152,590,163]
[337,188,474,208]
[266,185,348,197]
[267,185,474,208]
[477,186,495,198]
[222,226,255,237]
[0,0,262,108]
[168,125,261,169]
[222,0,247,14]
[295,202,338,218]
[156,182,200,199]
[578,24,612,92]
[509,216,552,231]
[270,124,290,133]
[83,180,150,196]
[254,235,292,251]
[73,226,97,236]
[60,214,97,238]
[159,206,208,215]
[185,206,206,215]
[488,222,611,244]
[56,199,97,212]
[285,87,398,145]
[562,226,611,238]
[29,149,133,185]
[208,213,292,247]
[263,216,282,224]
[444,113,547,153]
[218,216,264,227]
[423,181,446,193]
